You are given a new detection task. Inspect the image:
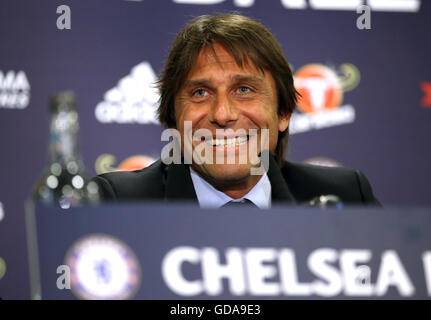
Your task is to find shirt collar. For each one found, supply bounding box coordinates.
[189,167,271,209]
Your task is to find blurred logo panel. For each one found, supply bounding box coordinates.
[0,257,6,280]
[420,82,431,108]
[95,62,159,124]
[168,0,421,12]
[95,154,156,175]
[0,201,4,222]
[65,234,141,300]
[0,70,30,109]
[291,63,360,134]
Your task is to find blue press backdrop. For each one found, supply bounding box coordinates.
[0,0,430,299]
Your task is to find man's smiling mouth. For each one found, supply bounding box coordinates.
[195,133,258,148]
[209,136,250,147]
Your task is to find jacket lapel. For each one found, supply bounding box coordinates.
[267,153,297,204]
[165,163,198,201]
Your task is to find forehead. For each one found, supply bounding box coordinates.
[187,43,264,78]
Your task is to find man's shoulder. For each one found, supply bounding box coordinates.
[280,160,379,204]
[282,160,360,181]
[92,160,166,200]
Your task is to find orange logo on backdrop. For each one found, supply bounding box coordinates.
[117,155,155,171]
[95,154,156,175]
[294,64,344,114]
[420,82,431,108]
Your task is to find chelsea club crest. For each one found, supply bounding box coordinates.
[65,234,141,300]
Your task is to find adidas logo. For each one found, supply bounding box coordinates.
[0,70,30,109]
[95,62,160,124]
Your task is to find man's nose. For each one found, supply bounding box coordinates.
[208,93,239,127]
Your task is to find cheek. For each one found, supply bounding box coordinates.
[244,111,280,151]
[176,102,206,124]
[174,107,191,133]
[246,104,279,129]
[174,100,186,121]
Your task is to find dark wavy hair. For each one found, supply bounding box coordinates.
[156,13,298,165]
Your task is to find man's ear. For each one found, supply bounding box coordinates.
[278,113,291,132]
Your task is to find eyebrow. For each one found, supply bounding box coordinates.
[183,74,265,89]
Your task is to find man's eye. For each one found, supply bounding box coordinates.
[193,89,207,97]
[237,86,250,94]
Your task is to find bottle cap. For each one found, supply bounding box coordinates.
[50,90,76,112]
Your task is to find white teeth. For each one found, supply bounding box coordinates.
[211,136,248,146]
[237,136,248,144]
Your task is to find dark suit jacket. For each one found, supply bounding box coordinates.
[92,153,380,206]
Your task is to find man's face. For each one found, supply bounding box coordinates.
[174,43,290,187]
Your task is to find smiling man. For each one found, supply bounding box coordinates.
[173,43,289,200]
[92,14,380,208]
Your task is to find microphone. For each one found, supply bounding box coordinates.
[308,195,343,209]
